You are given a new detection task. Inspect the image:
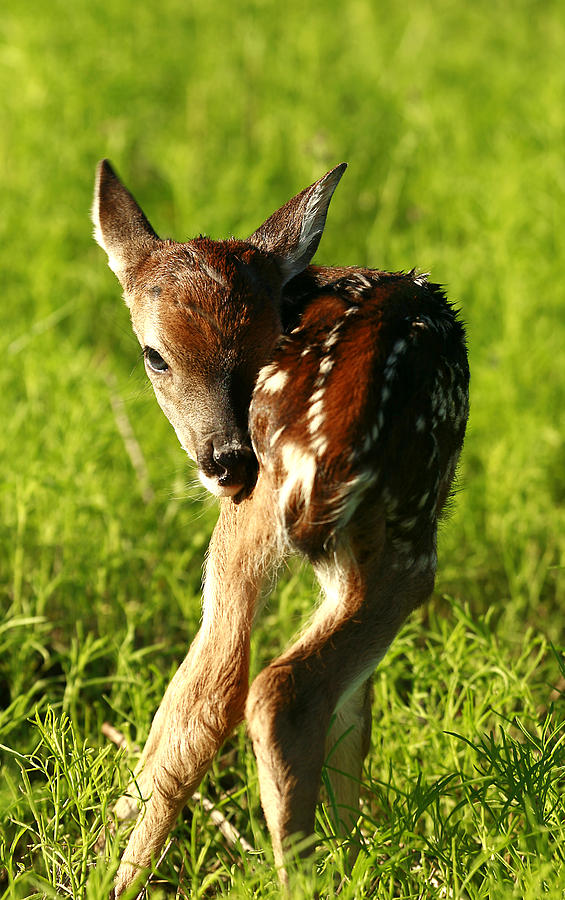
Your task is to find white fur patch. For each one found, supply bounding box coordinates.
[309,413,325,439]
[383,338,408,384]
[362,431,374,454]
[270,425,286,447]
[314,556,346,611]
[278,443,317,513]
[335,469,379,527]
[323,321,343,352]
[417,490,430,509]
[198,471,242,498]
[399,516,417,531]
[308,398,325,424]
[311,432,328,457]
[260,369,289,394]
[255,363,277,390]
[308,386,326,440]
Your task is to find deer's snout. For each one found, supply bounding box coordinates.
[198,437,258,502]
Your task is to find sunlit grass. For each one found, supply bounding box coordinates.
[1,0,564,896]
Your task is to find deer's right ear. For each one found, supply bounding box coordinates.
[247,163,347,286]
[92,159,159,291]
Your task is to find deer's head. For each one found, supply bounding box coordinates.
[92,160,346,501]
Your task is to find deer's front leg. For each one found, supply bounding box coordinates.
[113,481,279,897]
[113,636,248,896]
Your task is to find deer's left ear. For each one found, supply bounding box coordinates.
[248,163,347,286]
[92,159,159,290]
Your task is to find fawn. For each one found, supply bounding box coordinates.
[93,159,469,896]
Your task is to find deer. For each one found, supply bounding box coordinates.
[92,158,469,897]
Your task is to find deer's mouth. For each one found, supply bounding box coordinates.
[199,471,245,499]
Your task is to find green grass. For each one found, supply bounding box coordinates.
[1,0,564,896]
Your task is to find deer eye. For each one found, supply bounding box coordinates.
[144,347,169,373]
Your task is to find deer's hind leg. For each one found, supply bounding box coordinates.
[245,526,436,876]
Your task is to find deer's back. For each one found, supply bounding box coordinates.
[250,266,469,562]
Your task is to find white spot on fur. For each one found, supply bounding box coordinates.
[383,337,408,380]
[427,436,439,467]
[310,386,325,405]
[309,411,325,436]
[278,443,317,513]
[362,431,374,454]
[270,426,285,447]
[399,516,417,531]
[392,538,413,554]
[311,432,328,457]
[319,356,334,377]
[335,469,378,527]
[309,397,325,423]
[417,490,430,509]
[308,386,326,438]
[323,323,342,351]
[255,362,277,389]
[261,369,289,394]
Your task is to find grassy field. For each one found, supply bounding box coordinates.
[1,0,564,896]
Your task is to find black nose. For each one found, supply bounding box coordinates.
[211,443,259,498]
